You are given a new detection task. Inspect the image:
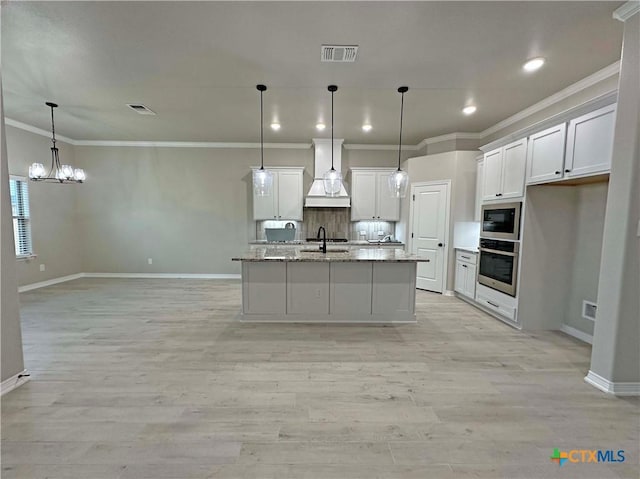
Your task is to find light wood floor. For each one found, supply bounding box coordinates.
[1,278,638,479]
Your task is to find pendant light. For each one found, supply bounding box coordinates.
[323,85,343,196]
[252,84,274,196]
[29,102,85,183]
[388,86,409,198]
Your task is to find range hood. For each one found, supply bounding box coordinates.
[305,138,350,207]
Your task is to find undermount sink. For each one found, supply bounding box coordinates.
[299,248,350,254]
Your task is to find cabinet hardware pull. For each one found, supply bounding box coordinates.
[462,264,467,268]
[461,255,470,259]
[487,300,499,308]
[555,171,561,175]
[425,259,430,262]
[565,169,571,173]
[438,243,443,247]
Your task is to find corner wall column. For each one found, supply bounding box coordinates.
[586,3,640,395]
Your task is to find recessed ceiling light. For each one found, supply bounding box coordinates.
[462,105,477,116]
[316,123,326,131]
[270,122,281,131]
[523,57,545,72]
[362,124,372,132]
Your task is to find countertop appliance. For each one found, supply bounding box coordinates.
[480,202,521,241]
[478,238,519,296]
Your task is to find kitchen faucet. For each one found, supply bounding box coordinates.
[317,226,327,253]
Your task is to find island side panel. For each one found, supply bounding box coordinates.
[242,262,286,314]
[330,263,373,315]
[286,262,330,315]
[372,263,417,316]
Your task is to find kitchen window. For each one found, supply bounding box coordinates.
[9,176,33,258]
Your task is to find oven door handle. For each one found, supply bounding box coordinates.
[479,248,517,257]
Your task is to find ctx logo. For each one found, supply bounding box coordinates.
[551,448,625,466]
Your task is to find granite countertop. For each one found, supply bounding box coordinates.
[249,240,405,246]
[233,246,427,262]
[455,246,479,254]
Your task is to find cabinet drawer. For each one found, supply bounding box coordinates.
[456,250,477,265]
[476,292,516,321]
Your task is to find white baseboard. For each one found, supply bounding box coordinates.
[19,272,241,292]
[560,324,593,344]
[18,273,84,292]
[585,370,640,396]
[443,290,455,296]
[1,370,30,396]
[83,273,241,279]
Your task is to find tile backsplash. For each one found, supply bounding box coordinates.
[256,209,395,241]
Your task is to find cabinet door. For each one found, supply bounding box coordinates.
[276,170,303,220]
[565,104,616,178]
[253,173,278,220]
[454,260,467,294]
[500,139,526,199]
[376,171,400,221]
[351,171,377,220]
[526,123,566,184]
[464,263,477,298]
[482,148,503,200]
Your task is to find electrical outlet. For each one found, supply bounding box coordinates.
[39,264,45,272]
[147,258,153,265]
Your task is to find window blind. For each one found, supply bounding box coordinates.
[9,176,33,257]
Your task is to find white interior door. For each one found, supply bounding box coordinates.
[410,182,449,293]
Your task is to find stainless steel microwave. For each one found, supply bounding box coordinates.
[480,202,522,241]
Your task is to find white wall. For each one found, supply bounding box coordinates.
[565,183,608,336]
[1,82,25,382]
[400,150,478,292]
[6,126,82,286]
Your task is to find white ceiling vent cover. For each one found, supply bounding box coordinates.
[321,45,358,63]
[126,104,156,115]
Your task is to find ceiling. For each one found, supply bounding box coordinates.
[1,1,624,144]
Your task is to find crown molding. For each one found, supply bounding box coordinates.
[613,1,639,21]
[343,143,418,151]
[5,118,76,145]
[415,132,483,151]
[481,61,620,138]
[72,140,311,149]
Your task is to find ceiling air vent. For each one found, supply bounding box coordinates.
[126,103,156,115]
[321,45,358,63]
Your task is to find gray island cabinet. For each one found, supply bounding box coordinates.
[232,247,428,323]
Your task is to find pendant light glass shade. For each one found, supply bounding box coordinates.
[323,85,343,196]
[323,168,343,197]
[252,84,273,197]
[29,102,86,183]
[388,86,409,198]
[253,167,274,196]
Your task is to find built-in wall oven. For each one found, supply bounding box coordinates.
[478,238,519,297]
[481,202,522,241]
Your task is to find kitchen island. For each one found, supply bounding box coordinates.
[232,246,428,323]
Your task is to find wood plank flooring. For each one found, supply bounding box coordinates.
[2,278,638,478]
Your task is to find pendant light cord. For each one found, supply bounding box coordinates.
[260,88,264,170]
[50,104,57,148]
[397,88,405,171]
[331,88,334,171]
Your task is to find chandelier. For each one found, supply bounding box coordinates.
[29,102,85,183]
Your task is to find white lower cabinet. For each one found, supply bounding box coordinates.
[475,284,518,324]
[454,250,477,299]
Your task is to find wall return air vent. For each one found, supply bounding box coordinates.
[126,103,156,115]
[321,45,358,63]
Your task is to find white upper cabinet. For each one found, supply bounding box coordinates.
[482,138,526,201]
[526,123,567,184]
[565,104,616,178]
[253,167,304,221]
[351,168,400,221]
[526,104,616,185]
